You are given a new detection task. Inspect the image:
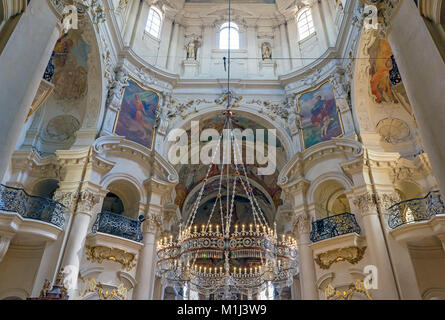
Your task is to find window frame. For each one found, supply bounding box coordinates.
[145,6,163,40]
[219,22,240,50]
[297,8,316,41]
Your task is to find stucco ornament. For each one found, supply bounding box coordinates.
[85,245,137,271]
[106,66,129,109]
[315,246,367,269]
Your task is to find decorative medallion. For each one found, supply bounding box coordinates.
[376,118,410,144]
[314,246,366,269]
[85,245,136,271]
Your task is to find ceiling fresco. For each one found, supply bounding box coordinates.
[175,115,284,217]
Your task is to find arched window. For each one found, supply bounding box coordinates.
[219,22,239,50]
[145,7,162,39]
[297,8,315,41]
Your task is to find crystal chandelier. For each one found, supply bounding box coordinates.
[156,109,298,299]
[156,0,298,299]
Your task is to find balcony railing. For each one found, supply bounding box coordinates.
[0,184,66,228]
[310,212,361,243]
[387,190,445,229]
[92,211,143,242]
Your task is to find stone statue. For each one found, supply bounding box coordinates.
[287,107,301,135]
[156,92,175,134]
[261,42,272,60]
[185,39,200,60]
[106,67,129,108]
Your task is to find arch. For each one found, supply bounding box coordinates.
[297,7,315,41]
[101,192,125,215]
[31,178,59,199]
[422,287,445,300]
[145,6,163,39]
[0,288,29,300]
[101,174,145,218]
[394,180,424,200]
[219,21,240,49]
[307,173,353,219]
[165,108,294,162]
[307,172,353,204]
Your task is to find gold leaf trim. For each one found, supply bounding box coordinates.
[315,246,367,269]
[324,280,372,300]
[85,245,136,271]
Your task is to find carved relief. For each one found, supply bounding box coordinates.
[315,246,367,269]
[352,193,376,216]
[376,118,410,144]
[77,191,100,213]
[85,245,137,271]
[294,214,312,236]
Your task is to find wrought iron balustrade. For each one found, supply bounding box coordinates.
[387,190,445,229]
[92,211,143,242]
[0,184,66,228]
[310,212,361,243]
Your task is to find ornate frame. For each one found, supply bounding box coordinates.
[113,77,160,151]
[296,79,345,150]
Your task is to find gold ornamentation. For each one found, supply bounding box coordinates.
[315,246,367,269]
[85,245,136,271]
[39,279,52,298]
[78,278,128,300]
[324,280,372,300]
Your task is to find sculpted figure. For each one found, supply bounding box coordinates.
[261,42,272,60]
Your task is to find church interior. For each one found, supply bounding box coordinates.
[0,0,444,300]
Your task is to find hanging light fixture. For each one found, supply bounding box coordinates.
[156,0,298,300]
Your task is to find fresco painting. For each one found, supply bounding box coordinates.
[368,39,401,104]
[52,29,90,100]
[114,80,159,150]
[298,81,343,149]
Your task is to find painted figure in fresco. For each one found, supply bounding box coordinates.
[310,95,335,139]
[130,94,150,140]
[369,40,399,104]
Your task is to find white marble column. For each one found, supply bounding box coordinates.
[294,214,318,300]
[386,0,445,194]
[246,26,258,75]
[60,191,100,299]
[122,0,142,46]
[291,276,302,300]
[320,0,336,47]
[279,23,291,72]
[0,0,60,181]
[349,192,399,299]
[167,21,180,71]
[31,208,73,297]
[286,19,300,69]
[132,214,159,300]
[156,15,174,69]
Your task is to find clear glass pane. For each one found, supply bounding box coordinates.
[220,27,239,50]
